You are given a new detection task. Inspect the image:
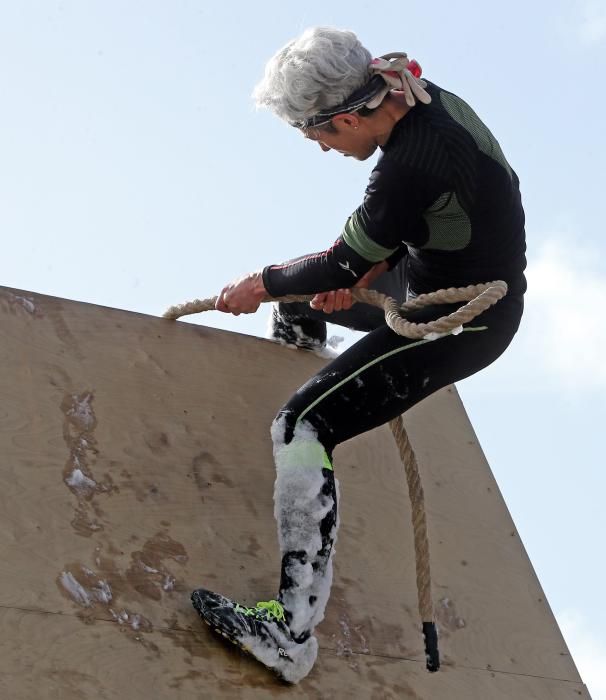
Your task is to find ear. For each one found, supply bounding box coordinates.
[331,113,361,131]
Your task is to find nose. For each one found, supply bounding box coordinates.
[319,142,331,152]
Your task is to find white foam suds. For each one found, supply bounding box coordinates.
[109,608,147,632]
[336,615,352,656]
[110,608,129,624]
[266,305,340,359]
[92,579,112,604]
[67,393,95,429]
[355,625,370,653]
[60,571,92,607]
[60,570,112,607]
[271,418,338,639]
[10,294,37,314]
[424,325,464,341]
[65,468,96,494]
[238,630,318,684]
[327,335,344,349]
[310,345,339,359]
[438,596,466,629]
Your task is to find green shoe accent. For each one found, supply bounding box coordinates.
[234,599,286,623]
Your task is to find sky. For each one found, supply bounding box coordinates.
[1,0,605,696]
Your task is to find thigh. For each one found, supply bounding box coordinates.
[276,294,523,452]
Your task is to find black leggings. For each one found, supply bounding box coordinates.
[273,269,523,453]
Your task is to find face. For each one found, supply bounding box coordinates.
[302,114,378,161]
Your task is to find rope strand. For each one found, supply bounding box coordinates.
[163,281,507,340]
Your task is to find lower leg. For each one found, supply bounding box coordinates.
[190,417,338,684]
[272,417,339,643]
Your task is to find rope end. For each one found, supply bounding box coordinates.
[423,621,440,672]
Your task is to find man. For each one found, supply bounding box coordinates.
[191,27,526,684]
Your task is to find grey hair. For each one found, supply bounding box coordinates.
[253,27,372,124]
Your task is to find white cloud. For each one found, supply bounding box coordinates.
[558,608,606,698]
[521,239,606,390]
[578,0,606,45]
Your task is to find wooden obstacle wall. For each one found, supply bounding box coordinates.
[0,286,590,699]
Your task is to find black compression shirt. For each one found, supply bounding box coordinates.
[262,80,527,298]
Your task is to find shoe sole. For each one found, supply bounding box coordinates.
[191,592,293,683]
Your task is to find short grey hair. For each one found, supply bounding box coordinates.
[253,27,372,125]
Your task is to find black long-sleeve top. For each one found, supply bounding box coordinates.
[262,80,527,298]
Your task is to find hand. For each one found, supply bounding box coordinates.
[310,260,389,314]
[310,288,354,313]
[216,272,267,316]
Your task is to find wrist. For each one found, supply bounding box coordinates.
[252,271,267,298]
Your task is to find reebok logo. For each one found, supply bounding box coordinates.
[338,261,358,278]
[278,648,290,658]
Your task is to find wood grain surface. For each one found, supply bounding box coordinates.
[0,285,590,699]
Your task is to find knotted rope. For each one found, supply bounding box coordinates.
[163,280,508,672]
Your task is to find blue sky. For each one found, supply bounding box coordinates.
[2,1,605,696]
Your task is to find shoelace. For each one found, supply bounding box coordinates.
[235,600,285,622]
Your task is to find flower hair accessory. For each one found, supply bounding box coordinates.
[366,53,431,109]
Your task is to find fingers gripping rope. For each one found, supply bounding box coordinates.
[162,281,508,341]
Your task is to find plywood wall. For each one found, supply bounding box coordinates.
[0,286,590,699]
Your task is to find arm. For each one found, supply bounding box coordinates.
[217,156,427,315]
[263,156,425,298]
[310,260,390,313]
[215,271,267,315]
[261,236,388,298]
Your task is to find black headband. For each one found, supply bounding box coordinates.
[289,74,386,130]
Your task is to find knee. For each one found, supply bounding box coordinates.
[271,410,313,449]
[272,408,332,447]
[269,303,327,350]
[271,412,335,467]
[271,414,332,474]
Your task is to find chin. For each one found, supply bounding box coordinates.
[356,145,378,161]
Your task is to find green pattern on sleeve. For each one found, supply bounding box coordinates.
[342,210,399,263]
[422,191,472,251]
[440,92,513,177]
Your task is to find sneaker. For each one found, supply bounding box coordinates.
[191,588,318,684]
[268,304,327,351]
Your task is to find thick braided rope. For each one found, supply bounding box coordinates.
[163,280,507,340]
[389,415,432,621]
